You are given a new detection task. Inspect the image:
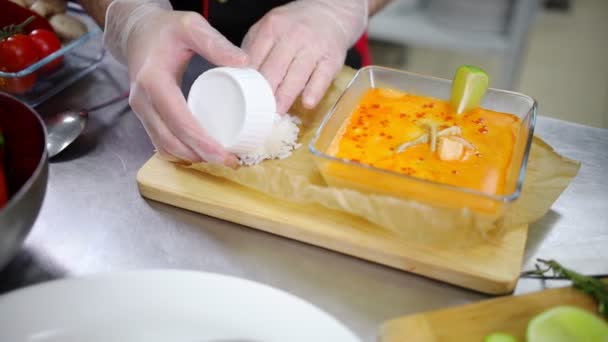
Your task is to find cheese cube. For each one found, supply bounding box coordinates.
[438,137,464,161]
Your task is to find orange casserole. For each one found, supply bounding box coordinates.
[329,88,521,196]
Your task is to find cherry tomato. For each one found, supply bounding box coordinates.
[0,73,37,94]
[0,34,39,71]
[0,34,39,94]
[28,29,62,73]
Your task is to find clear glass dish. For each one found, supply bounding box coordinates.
[309,66,537,216]
[0,5,104,107]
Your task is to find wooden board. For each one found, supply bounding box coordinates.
[137,155,529,294]
[381,285,601,341]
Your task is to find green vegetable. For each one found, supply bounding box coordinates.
[527,306,608,342]
[483,332,519,342]
[523,259,608,318]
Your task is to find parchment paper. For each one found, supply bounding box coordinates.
[188,67,580,244]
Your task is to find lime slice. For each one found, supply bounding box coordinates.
[527,306,608,342]
[483,332,519,342]
[450,65,489,115]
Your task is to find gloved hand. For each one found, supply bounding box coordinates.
[103,0,248,165]
[242,0,369,114]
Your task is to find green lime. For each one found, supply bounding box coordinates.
[450,65,489,115]
[527,306,608,342]
[483,332,519,342]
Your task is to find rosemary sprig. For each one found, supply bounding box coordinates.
[522,259,608,318]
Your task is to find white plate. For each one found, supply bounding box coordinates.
[0,270,360,342]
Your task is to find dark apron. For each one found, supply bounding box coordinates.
[169,0,363,68]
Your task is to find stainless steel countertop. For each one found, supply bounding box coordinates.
[4,56,607,341]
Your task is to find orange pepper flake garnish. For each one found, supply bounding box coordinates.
[331,88,520,195]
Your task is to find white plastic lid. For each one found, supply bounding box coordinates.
[187,67,277,155]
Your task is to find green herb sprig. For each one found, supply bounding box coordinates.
[522,259,608,318]
[0,16,35,41]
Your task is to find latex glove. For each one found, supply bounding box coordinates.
[103,0,248,165]
[242,0,368,114]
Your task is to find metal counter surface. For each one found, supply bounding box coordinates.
[1,57,606,341]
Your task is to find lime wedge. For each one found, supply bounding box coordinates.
[450,65,489,115]
[527,306,608,342]
[483,332,519,342]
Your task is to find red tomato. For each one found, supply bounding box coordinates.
[29,29,63,73]
[0,34,39,94]
[0,34,39,71]
[0,74,36,94]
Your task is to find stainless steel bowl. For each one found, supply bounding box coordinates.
[0,92,48,270]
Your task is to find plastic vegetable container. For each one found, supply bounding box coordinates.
[309,66,537,216]
[0,2,103,107]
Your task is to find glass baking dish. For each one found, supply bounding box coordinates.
[309,66,537,216]
[0,4,104,107]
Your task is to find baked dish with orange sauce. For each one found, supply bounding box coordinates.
[309,66,536,214]
[328,88,521,196]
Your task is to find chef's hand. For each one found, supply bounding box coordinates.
[242,0,368,114]
[103,0,246,165]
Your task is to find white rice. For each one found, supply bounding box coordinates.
[238,114,302,166]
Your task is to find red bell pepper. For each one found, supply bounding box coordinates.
[0,127,8,208]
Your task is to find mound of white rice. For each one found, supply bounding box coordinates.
[238,114,302,166]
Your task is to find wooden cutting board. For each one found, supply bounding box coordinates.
[381,285,601,341]
[137,155,528,294]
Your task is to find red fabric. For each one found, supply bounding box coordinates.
[202,0,209,18]
[354,32,372,66]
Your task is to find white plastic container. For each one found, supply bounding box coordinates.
[187,67,277,155]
